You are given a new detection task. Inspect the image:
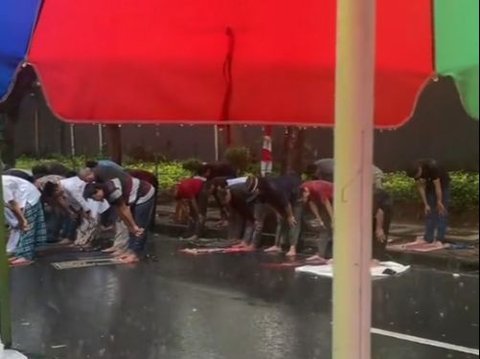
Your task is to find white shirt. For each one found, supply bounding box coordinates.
[2,175,41,208]
[60,176,110,214]
[60,176,91,212]
[226,177,248,186]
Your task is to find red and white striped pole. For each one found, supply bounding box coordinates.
[260,126,273,176]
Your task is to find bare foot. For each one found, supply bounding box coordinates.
[102,246,117,253]
[432,241,445,248]
[285,248,297,257]
[118,252,140,264]
[113,249,128,257]
[184,235,199,242]
[243,244,256,252]
[214,220,228,228]
[232,242,247,249]
[264,245,282,253]
[10,257,34,267]
[58,238,74,246]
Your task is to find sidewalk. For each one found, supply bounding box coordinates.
[154,204,479,271]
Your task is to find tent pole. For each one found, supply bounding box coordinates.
[98,125,103,156]
[332,0,375,359]
[0,173,12,348]
[214,125,219,161]
[69,124,76,157]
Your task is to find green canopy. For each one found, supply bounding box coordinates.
[435,0,479,119]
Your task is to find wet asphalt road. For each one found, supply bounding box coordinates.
[8,234,479,359]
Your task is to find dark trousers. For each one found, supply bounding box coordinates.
[186,194,207,238]
[128,197,155,254]
[274,200,304,248]
[315,202,333,258]
[424,186,450,243]
[228,205,254,243]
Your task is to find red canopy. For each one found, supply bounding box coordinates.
[29,0,432,127]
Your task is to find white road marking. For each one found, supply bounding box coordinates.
[371,328,479,356]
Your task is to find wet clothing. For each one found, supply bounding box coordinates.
[373,189,393,260]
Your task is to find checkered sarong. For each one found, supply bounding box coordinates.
[15,201,47,260]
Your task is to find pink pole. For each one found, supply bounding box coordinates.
[332,0,375,358]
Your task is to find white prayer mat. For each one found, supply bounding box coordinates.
[0,340,27,359]
[295,261,411,278]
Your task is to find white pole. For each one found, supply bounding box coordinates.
[214,125,219,161]
[69,124,76,157]
[332,0,375,359]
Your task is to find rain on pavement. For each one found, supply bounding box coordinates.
[9,235,479,359]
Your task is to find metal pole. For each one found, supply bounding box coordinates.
[332,0,375,358]
[69,124,76,157]
[98,125,103,156]
[0,171,12,348]
[214,125,219,161]
[33,98,39,157]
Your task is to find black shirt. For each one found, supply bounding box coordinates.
[229,182,255,221]
[3,169,34,183]
[417,159,450,190]
[204,163,238,180]
[103,178,153,206]
[257,174,302,216]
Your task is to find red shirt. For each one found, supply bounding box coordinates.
[301,180,333,203]
[176,178,205,199]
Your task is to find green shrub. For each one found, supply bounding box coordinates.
[13,156,479,211]
[181,158,203,174]
[383,171,479,211]
[224,147,250,173]
[157,162,192,189]
[449,172,479,210]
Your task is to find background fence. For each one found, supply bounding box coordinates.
[11,76,479,171]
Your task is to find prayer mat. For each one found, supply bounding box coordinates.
[180,247,254,256]
[51,257,123,270]
[295,261,410,278]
